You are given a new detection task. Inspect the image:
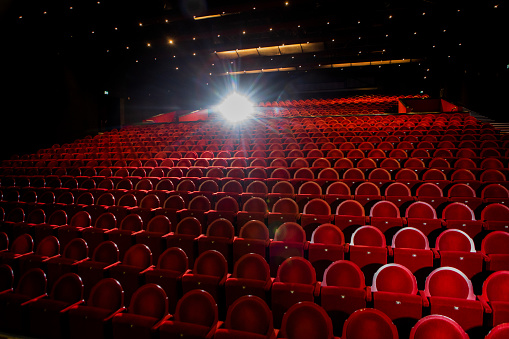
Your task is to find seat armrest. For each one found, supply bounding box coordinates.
[418,290,429,307]
[478,295,492,313]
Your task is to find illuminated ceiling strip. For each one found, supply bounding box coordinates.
[215,42,324,59]
[215,59,421,76]
[193,12,238,20]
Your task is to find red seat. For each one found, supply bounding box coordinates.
[144,247,189,313]
[225,253,273,308]
[422,169,452,191]
[28,272,84,339]
[479,271,509,327]
[107,214,144,260]
[45,238,89,289]
[342,308,398,339]
[0,268,47,334]
[371,263,425,335]
[179,195,211,227]
[166,216,202,267]
[369,200,405,242]
[405,201,443,243]
[111,284,170,339]
[442,202,483,240]
[384,182,415,209]
[334,200,368,243]
[237,197,268,232]
[233,220,270,263]
[82,212,117,257]
[134,215,171,263]
[391,227,434,285]
[354,182,382,208]
[17,235,60,277]
[158,290,219,339]
[182,250,229,306]
[154,195,186,227]
[482,184,509,205]
[308,223,346,280]
[482,231,509,272]
[424,267,483,334]
[68,278,126,339]
[447,183,483,212]
[109,244,154,306]
[271,257,319,328]
[434,229,484,280]
[482,203,509,232]
[269,222,308,276]
[486,323,509,339]
[301,198,333,240]
[324,181,352,210]
[197,218,235,265]
[320,260,368,336]
[348,225,388,285]
[215,295,275,339]
[279,302,335,339]
[207,196,239,228]
[409,314,468,339]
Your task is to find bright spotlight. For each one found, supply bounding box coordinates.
[217,92,254,122]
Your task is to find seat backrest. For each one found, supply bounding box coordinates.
[225,295,273,335]
[122,244,152,268]
[336,199,365,217]
[311,224,345,245]
[117,194,137,207]
[342,308,398,339]
[193,250,228,279]
[206,218,234,239]
[343,168,365,180]
[175,217,202,236]
[298,181,322,195]
[222,180,243,194]
[239,220,269,241]
[93,241,119,264]
[233,253,270,281]
[425,266,475,300]
[157,247,188,272]
[163,195,185,209]
[486,323,509,339]
[188,195,211,211]
[482,271,509,303]
[35,236,60,256]
[0,264,13,291]
[146,215,171,234]
[481,203,509,222]
[392,227,429,249]
[372,263,417,294]
[409,315,468,339]
[422,169,447,181]
[176,179,196,192]
[351,226,385,247]
[274,222,306,243]
[303,198,331,216]
[405,201,437,219]
[140,194,160,209]
[129,283,168,319]
[482,231,509,255]
[325,181,351,195]
[442,202,475,221]
[215,196,239,213]
[15,268,47,298]
[96,192,115,206]
[120,214,144,232]
[280,302,334,339]
[447,183,476,198]
[51,272,83,303]
[370,200,400,218]
[385,182,411,197]
[482,184,509,200]
[70,211,92,228]
[322,260,365,288]
[271,181,294,194]
[175,289,217,326]
[276,257,316,285]
[272,198,299,214]
[10,234,34,255]
[63,238,88,260]
[242,197,268,213]
[436,229,475,252]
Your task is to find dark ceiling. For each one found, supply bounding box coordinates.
[0,0,507,158]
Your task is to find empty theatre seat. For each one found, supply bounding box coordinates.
[405,201,444,244]
[334,199,368,243]
[214,295,275,339]
[482,203,509,232]
[135,214,171,263]
[369,200,405,243]
[197,218,235,265]
[409,315,468,339]
[308,223,346,280]
[391,227,434,287]
[300,198,333,240]
[271,256,319,328]
[158,289,220,339]
[233,220,270,263]
[424,266,484,335]
[144,247,189,313]
[68,278,126,339]
[166,216,202,267]
[269,222,308,276]
[278,302,335,339]
[434,228,484,281]
[348,225,389,285]
[28,272,84,339]
[371,263,426,336]
[0,268,47,334]
[320,260,368,336]
[107,214,144,260]
[111,283,170,339]
[482,184,509,205]
[479,271,509,327]
[341,308,399,339]
[482,231,509,271]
